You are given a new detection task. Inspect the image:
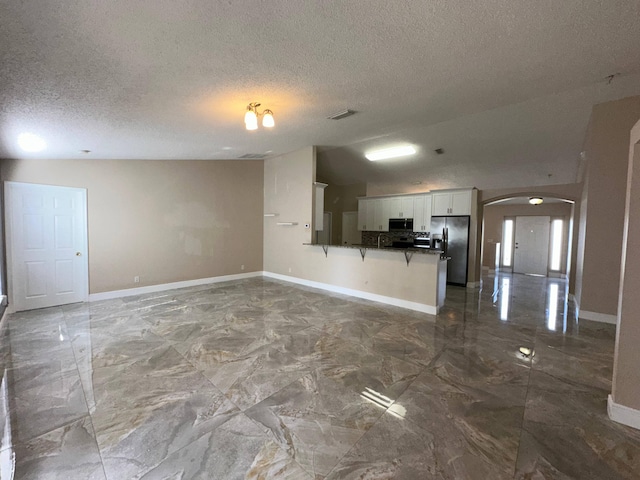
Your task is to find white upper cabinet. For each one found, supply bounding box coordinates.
[384,196,414,219]
[358,198,383,231]
[400,197,414,219]
[359,191,471,231]
[386,197,401,218]
[375,198,389,231]
[367,199,378,230]
[432,189,472,216]
[413,194,432,232]
[357,198,369,231]
[451,190,472,215]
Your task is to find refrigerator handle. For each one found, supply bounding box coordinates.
[443,227,448,256]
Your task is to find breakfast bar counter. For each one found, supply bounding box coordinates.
[299,243,449,314]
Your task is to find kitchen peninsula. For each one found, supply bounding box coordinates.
[303,242,448,314]
[263,149,477,317]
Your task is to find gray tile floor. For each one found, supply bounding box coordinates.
[3,273,640,479]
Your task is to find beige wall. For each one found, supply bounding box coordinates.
[264,147,445,310]
[482,203,573,272]
[612,119,640,411]
[321,182,366,245]
[1,159,264,293]
[574,175,589,306]
[577,96,640,318]
[263,147,316,274]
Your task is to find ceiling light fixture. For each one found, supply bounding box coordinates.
[529,197,543,205]
[365,145,416,161]
[244,102,275,130]
[17,133,46,152]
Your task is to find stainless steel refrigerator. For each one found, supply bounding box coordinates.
[430,216,470,286]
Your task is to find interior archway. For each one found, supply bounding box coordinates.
[479,194,577,293]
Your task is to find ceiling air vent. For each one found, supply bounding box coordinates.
[327,109,356,120]
[238,153,268,159]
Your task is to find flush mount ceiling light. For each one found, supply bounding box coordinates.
[17,132,46,152]
[529,197,544,205]
[244,102,274,130]
[365,145,416,161]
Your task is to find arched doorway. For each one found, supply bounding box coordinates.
[479,194,577,292]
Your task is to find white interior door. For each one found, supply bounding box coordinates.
[341,211,360,245]
[6,182,88,311]
[514,216,550,276]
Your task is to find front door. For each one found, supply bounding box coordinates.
[5,182,89,311]
[514,216,550,276]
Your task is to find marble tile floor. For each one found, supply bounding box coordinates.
[3,273,640,479]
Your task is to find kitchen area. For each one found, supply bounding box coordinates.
[316,186,478,288]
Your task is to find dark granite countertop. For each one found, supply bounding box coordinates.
[304,243,447,257]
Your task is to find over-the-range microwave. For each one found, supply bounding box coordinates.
[388,218,414,232]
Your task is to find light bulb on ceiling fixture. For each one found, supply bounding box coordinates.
[245,115,258,130]
[244,107,257,126]
[262,110,274,128]
[244,102,275,130]
[529,197,543,205]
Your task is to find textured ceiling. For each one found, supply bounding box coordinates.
[2,1,640,189]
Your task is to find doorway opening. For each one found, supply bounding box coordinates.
[482,195,574,280]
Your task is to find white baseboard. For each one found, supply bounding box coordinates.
[263,271,439,315]
[608,395,640,431]
[579,309,618,325]
[89,271,264,302]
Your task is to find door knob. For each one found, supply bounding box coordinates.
[76,252,82,256]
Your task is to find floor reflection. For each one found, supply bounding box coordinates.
[3,274,638,479]
[488,272,571,329]
[500,276,510,321]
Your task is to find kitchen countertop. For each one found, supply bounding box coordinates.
[304,243,447,257]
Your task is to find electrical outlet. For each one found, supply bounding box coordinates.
[288,267,292,273]
[134,276,140,283]
[241,264,245,271]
